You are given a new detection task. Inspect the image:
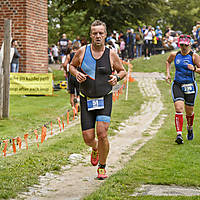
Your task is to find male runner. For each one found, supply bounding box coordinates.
[70,20,126,179]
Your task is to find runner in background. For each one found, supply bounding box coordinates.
[63,41,81,111]
[69,20,126,179]
[166,34,200,144]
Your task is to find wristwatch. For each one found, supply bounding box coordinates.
[114,74,121,82]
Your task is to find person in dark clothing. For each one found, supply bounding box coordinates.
[126,28,134,59]
[11,39,21,72]
[63,41,80,108]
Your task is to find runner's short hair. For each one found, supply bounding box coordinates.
[91,20,107,33]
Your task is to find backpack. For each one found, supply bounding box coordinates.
[136,33,141,41]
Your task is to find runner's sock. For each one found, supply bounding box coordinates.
[175,113,183,135]
[186,113,194,130]
[98,163,106,169]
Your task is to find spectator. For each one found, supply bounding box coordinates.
[155,26,163,54]
[11,39,21,72]
[119,38,126,60]
[126,28,134,60]
[135,27,144,58]
[52,44,59,64]
[143,25,154,60]
[59,33,68,63]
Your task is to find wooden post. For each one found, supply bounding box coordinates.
[0,41,3,119]
[0,61,3,119]
[2,19,11,118]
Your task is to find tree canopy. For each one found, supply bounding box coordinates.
[48,0,200,45]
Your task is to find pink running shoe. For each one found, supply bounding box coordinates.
[97,168,108,180]
[91,149,99,166]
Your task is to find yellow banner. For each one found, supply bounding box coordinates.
[10,73,53,95]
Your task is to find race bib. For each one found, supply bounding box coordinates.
[181,83,195,94]
[87,97,104,111]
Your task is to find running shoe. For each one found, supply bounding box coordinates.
[91,149,99,166]
[187,127,194,140]
[175,134,184,144]
[97,168,108,180]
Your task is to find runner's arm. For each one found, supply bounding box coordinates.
[166,52,176,83]
[69,48,87,83]
[63,54,70,72]
[108,50,126,86]
[188,53,200,74]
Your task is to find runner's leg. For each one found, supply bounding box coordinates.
[96,121,110,165]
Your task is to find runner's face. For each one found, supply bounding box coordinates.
[90,25,106,46]
[180,43,190,53]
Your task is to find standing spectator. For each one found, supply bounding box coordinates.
[130,28,136,59]
[118,31,126,41]
[126,28,134,60]
[73,36,81,46]
[11,39,21,72]
[164,26,171,36]
[141,25,147,34]
[152,27,157,55]
[119,38,126,60]
[143,25,154,60]
[52,44,59,64]
[59,33,68,63]
[155,26,163,54]
[135,27,144,58]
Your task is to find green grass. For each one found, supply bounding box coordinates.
[0,89,70,139]
[84,54,200,200]
[0,69,144,199]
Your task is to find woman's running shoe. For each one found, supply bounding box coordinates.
[187,128,194,140]
[175,134,184,144]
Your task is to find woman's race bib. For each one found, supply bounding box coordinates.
[181,83,195,94]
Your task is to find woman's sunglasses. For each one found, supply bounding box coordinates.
[180,44,189,47]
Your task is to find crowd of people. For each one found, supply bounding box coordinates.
[49,23,200,65]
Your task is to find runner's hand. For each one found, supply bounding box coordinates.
[187,64,196,71]
[108,75,118,86]
[76,72,87,83]
[165,75,171,84]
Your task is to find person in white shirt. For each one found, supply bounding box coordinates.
[143,25,155,60]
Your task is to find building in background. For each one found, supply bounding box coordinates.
[0,0,48,73]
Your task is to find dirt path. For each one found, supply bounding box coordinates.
[17,72,166,200]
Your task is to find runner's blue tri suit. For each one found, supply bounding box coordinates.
[79,45,113,131]
[172,51,198,106]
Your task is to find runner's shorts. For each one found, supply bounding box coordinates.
[80,93,112,131]
[171,80,198,106]
[68,75,79,95]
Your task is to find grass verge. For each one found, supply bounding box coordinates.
[0,70,143,199]
[85,56,200,199]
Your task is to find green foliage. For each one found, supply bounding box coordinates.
[48,1,90,45]
[162,0,200,34]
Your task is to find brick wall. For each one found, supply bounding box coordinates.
[0,0,48,73]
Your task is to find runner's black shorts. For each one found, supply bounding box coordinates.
[80,93,112,131]
[171,80,198,106]
[68,74,79,95]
